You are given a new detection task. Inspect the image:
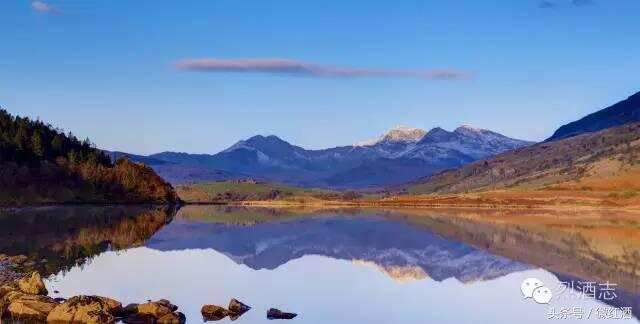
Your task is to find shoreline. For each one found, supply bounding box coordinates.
[3,190,640,212]
[228,201,640,212]
[2,200,640,212]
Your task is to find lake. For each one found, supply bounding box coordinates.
[0,205,638,323]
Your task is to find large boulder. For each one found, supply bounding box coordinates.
[46,295,122,324]
[6,294,58,322]
[201,304,228,321]
[17,272,48,295]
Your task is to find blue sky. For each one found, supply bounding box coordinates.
[1,0,639,154]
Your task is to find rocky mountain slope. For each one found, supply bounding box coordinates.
[125,125,531,188]
[547,90,640,141]
[406,91,640,195]
[407,121,640,194]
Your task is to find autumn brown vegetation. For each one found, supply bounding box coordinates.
[0,109,178,205]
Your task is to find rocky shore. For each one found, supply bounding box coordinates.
[0,270,186,323]
[1,262,298,323]
[0,255,26,285]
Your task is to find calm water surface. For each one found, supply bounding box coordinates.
[0,205,638,323]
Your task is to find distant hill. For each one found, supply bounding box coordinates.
[131,125,532,188]
[106,151,246,184]
[406,122,640,194]
[0,109,178,205]
[105,151,172,166]
[547,91,640,141]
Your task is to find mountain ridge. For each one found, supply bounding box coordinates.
[404,91,640,195]
[547,90,640,141]
[123,124,532,188]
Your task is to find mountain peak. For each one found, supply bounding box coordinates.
[455,124,486,133]
[420,127,455,143]
[245,134,287,144]
[354,125,426,146]
[223,134,294,153]
[381,125,426,143]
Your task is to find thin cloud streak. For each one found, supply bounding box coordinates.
[175,58,471,80]
[572,0,594,6]
[538,1,557,9]
[31,1,57,13]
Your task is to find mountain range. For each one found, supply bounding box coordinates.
[113,125,532,188]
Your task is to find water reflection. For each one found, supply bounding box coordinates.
[148,208,530,283]
[0,205,638,323]
[0,205,175,276]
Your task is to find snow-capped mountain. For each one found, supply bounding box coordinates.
[137,124,533,188]
[323,125,532,187]
[356,125,427,147]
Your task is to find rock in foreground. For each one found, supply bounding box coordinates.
[17,272,48,295]
[228,298,251,315]
[267,308,298,320]
[201,304,229,321]
[128,299,185,323]
[6,294,58,322]
[46,295,122,324]
[137,300,174,318]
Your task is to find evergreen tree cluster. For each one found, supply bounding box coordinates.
[0,108,178,205]
[0,109,112,166]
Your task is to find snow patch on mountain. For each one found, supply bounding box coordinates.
[355,125,427,147]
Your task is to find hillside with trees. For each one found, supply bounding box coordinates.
[0,109,179,205]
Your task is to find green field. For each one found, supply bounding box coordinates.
[176,181,339,203]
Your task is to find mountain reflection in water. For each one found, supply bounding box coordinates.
[0,205,638,323]
[147,209,530,283]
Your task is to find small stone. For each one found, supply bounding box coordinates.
[201,304,228,321]
[228,298,251,315]
[267,308,298,320]
[23,261,37,267]
[17,272,48,295]
[10,255,28,265]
